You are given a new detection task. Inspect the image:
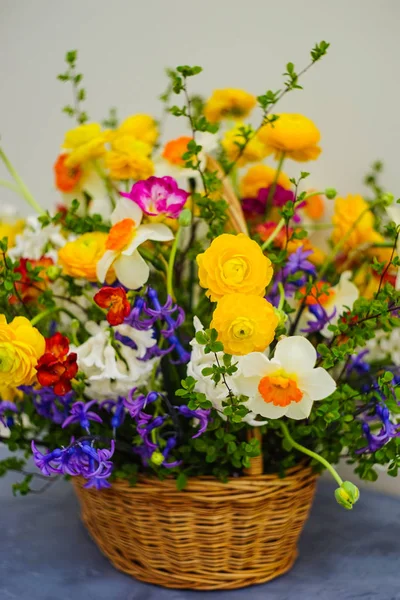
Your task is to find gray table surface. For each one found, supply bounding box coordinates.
[1,463,399,600]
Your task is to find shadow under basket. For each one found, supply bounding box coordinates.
[72,430,317,591]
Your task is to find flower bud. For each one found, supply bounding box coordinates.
[150,451,165,466]
[325,188,337,200]
[46,265,62,281]
[273,307,288,328]
[381,193,394,207]
[178,208,192,227]
[335,481,360,510]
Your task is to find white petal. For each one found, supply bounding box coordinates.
[285,394,313,420]
[114,251,150,290]
[137,223,174,242]
[237,353,272,377]
[235,375,262,399]
[297,367,336,401]
[387,203,400,225]
[96,249,117,282]
[122,223,174,256]
[246,395,288,419]
[111,196,143,226]
[274,336,317,373]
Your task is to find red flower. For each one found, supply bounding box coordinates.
[10,257,53,305]
[36,333,78,396]
[94,286,131,326]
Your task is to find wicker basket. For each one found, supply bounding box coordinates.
[72,429,317,590]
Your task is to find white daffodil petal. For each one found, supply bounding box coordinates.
[297,367,336,401]
[285,395,313,420]
[96,249,117,282]
[138,223,174,242]
[246,395,288,420]
[237,353,272,377]
[122,228,152,256]
[274,336,317,373]
[234,375,261,399]
[111,196,143,226]
[114,251,150,290]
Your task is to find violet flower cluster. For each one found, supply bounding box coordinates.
[119,287,190,364]
[268,247,316,307]
[19,385,75,425]
[31,439,115,490]
[123,388,210,469]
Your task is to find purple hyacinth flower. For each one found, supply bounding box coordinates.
[301,304,336,334]
[84,476,112,490]
[31,441,64,476]
[161,436,183,468]
[100,396,126,431]
[120,176,189,219]
[123,389,159,420]
[0,401,18,428]
[124,296,156,331]
[284,247,316,278]
[62,401,103,432]
[347,350,371,375]
[177,405,211,438]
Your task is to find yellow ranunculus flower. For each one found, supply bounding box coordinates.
[105,136,154,180]
[222,124,269,167]
[0,316,45,388]
[58,232,111,281]
[197,233,273,301]
[115,114,158,146]
[0,384,23,402]
[204,88,256,123]
[0,219,25,248]
[331,194,380,252]
[258,114,321,162]
[240,164,292,198]
[63,123,108,168]
[211,293,278,355]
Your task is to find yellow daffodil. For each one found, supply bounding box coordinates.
[115,114,158,146]
[63,123,108,168]
[240,164,292,198]
[58,232,111,281]
[204,88,256,123]
[105,136,154,180]
[259,113,321,162]
[211,293,278,355]
[331,194,381,252]
[0,316,45,388]
[197,233,273,301]
[222,124,269,166]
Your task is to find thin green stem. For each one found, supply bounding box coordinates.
[277,282,285,311]
[167,228,181,300]
[30,306,77,327]
[0,147,44,214]
[0,179,23,196]
[278,421,343,487]
[261,217,285,250]
[264,152,285,218]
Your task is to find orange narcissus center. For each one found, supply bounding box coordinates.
[258,374,303,407]
[162,136,192,166]
[106,219,136,252]
[301,282,335,306]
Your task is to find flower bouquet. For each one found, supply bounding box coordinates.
[1,41,400,590]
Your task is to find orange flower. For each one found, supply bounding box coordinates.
[94,287,131,326]
[36,333,78,396]
[54,154,83,192]
[162,136,192,166]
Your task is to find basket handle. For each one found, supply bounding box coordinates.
[244,428,263,475]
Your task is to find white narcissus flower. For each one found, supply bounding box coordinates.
[187,317,267,426]
[235,336,336,420]
[8,216,68,262]
[61,166,113,219]
[299,271,359,337]
[96,196,174,289]
[72,321,156,399]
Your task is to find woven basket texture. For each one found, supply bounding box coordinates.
[72,461,317,590]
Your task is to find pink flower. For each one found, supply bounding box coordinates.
[120,176,189,219]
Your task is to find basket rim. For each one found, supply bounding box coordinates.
[73,461,316,495]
